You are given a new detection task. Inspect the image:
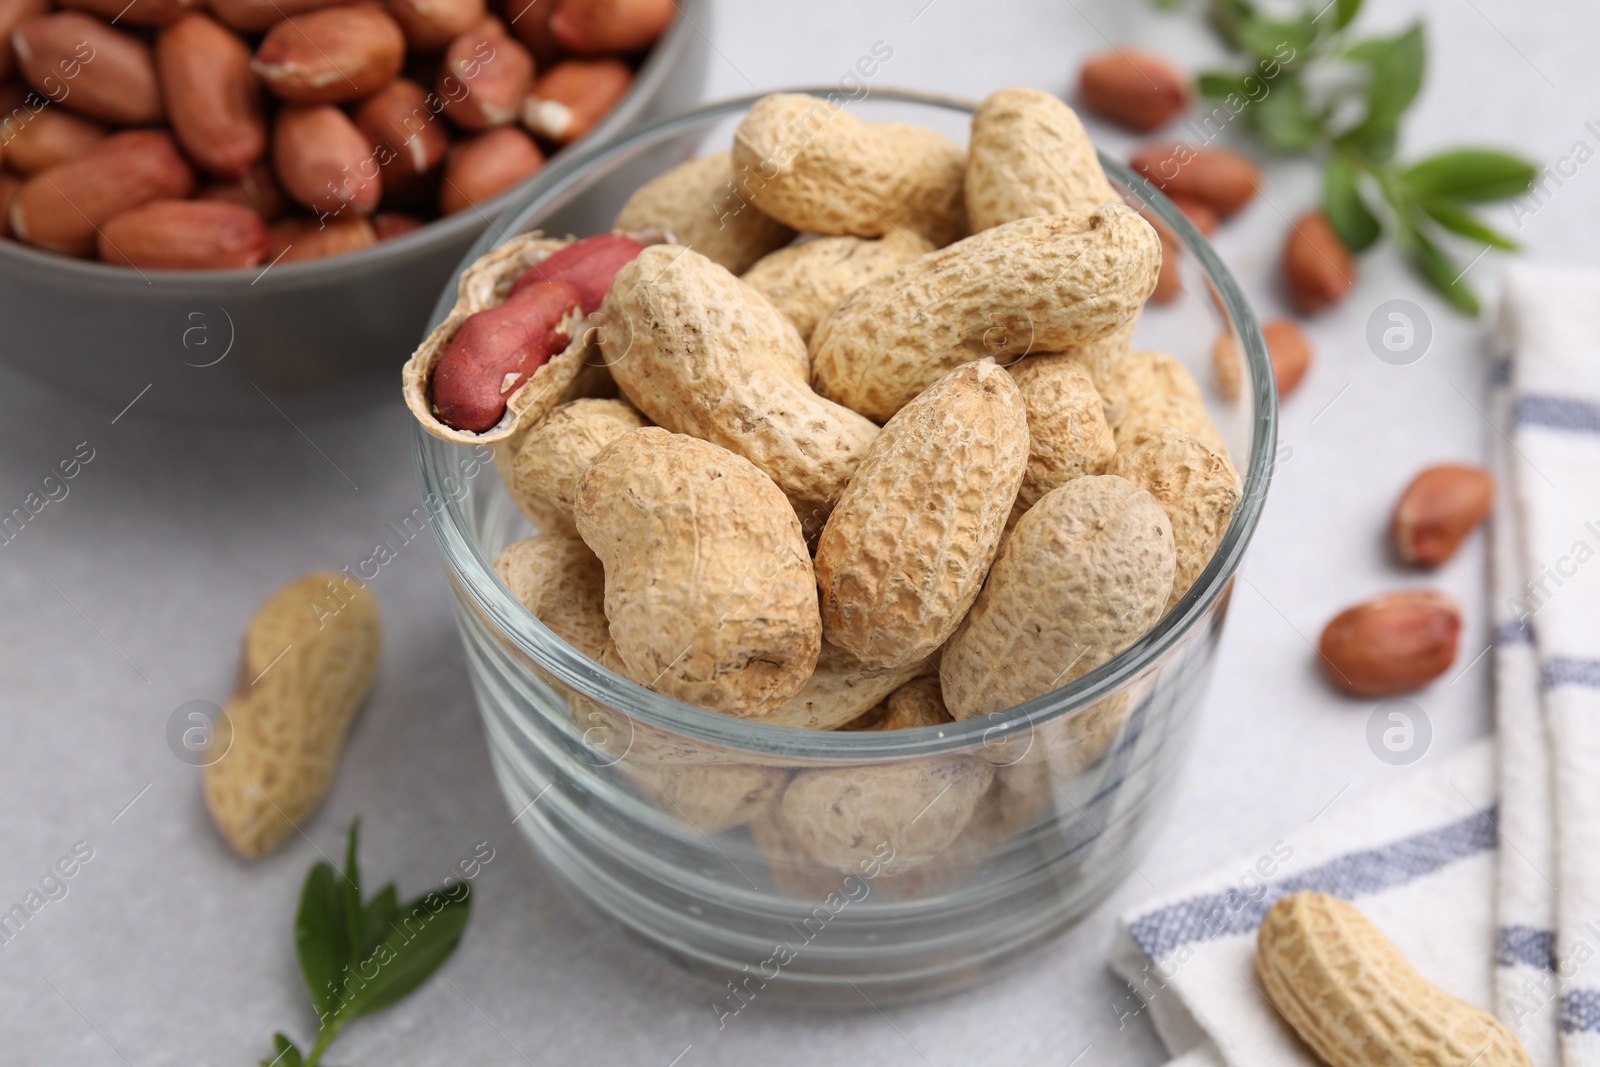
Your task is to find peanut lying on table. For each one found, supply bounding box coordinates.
[404,87,1251,898]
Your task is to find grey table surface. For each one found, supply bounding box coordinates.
[3,0,1597,1063]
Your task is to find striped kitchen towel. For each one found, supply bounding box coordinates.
[1498,262,1600,1067]
[1107,739,1497,1067]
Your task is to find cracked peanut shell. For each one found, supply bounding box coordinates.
[1110,428,1241,610]
[601,244,879,534]
[940,475,1175,718]
[810,206,1161,422]
[731,93,969,247]
[574,428,821,717]
[965,87,1118,231]
[815,360,1029,669]
[613,150,795,274]
[741,231,933,342]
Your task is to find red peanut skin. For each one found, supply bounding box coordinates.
[431,279,580,431]
[439,22,532,130]
[57,0,197,27]
[252,5,407,105]
[157,13,266,178]
[1,106,105,174]
[273,104,382,216]
[548,0,670,54]
[11,129,195,254]
[13,12,165,126]
[268,215,377,262]
[0,172,20,237]
[1078,49,1188,133]
[1282,210,1356,314]
[523,57,632,145]
[98,199,269,269]
[0,0,49,82]
[198,161,288,221]
[354,77,449,180]
[508,232,644,313]
[1131,144,1259,218]
[438,125,540,213]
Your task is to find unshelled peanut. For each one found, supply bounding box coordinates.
[505,398,647,524]
[204,572,380,858]
[613,150,795,275]
[965,87,1117,231]
[1110,429,1241,609]
[494,534,610,660]
[1008,355,1117,509]
[741,230,932,342]
[811,206,1161,422]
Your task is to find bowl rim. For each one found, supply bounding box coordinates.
[0,0,706,288]
[414,86,1278,762]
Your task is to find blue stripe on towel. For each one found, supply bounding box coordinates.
[1489,358,1512,387]
[1515,395,1600,434]
[1495,619,1535,647]
[1543,657,1600,691]
[1127,809,1496,961]
[1497,925,1557,971]
[1563,991,1600,1033]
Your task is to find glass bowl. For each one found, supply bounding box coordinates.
[414,88,1276,1008]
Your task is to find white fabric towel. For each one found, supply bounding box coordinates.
[1497,262,1600,1066]
[1108,739,1497,1067]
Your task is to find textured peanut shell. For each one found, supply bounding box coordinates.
[941,475,1175,718]
[750,808,864,900]
[613,150,795,274]
[780,757,994,875]
[621,761,788,834]
[1257,892,1532,1067]
[601,245,879,534]
[1009,355,1116,508]
[203,572,380,858]
[505,398,648,525]
[574,428,821,716]
[1110,429,1241,610]
[493,535,610,660]
[741,231,933,342]
[965,87,1118,231]
[731,93,968,247]
[870,676,952,731]
[402,232,590,444]
[815,361,1029,668]
[810,206,1162,422]
[1076,347,1229,457]
[763,638,931,730]
[491,439,579,536]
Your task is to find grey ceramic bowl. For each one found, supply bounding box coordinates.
[0,0,709,422]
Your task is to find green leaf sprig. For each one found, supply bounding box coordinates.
[262,821,473,1067]
[1178,0,1538,314]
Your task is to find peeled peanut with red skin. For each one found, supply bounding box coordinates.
[508,232,645,313]
[13,13,164,126]
[355,78,450,181]
[1391,465,1493,567]
[384,0,485,51]
[0,106,104,175]
[439,126,542,213]
[548,0,671,54]
[157,13,266,179]
[11,129,195,255]
[440,20,533,130]
[1212,319,1313,401]
[98,199,269,270]
[268,215,376,263]
[431,279,581,432]
[1078,49,1189,133]
[57,0,196,24]
[0,173,19,237]
[1131,144,1259,218]
[209,0,341,33]
[0,0,48,81]
[253,5,407,105]
[200,162,287,221]
[273,105,381,216]
[372,212,423,240]
[1283,210,1356,313]
[1318,591,1461,697]
[522,58,632,145]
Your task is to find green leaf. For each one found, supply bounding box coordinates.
[1418,198,1518,250]
[336,888,472,1021]
[295,863,348,1021]
[1237,15,1316,64]
[262,1033,305,1067]
[1206,0,1257,48]
[1249,75,1322,151]
[1197,71,1250,98]
[1331,0,1363,30]
[1323,156,1382,251]
[1340,23,1425,162]
[338,821,364,968]
[1397,219,1480,315]
[362,884,399,958]
[1401,149,1538,202]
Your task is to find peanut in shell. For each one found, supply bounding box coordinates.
[964,87,1117,231]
